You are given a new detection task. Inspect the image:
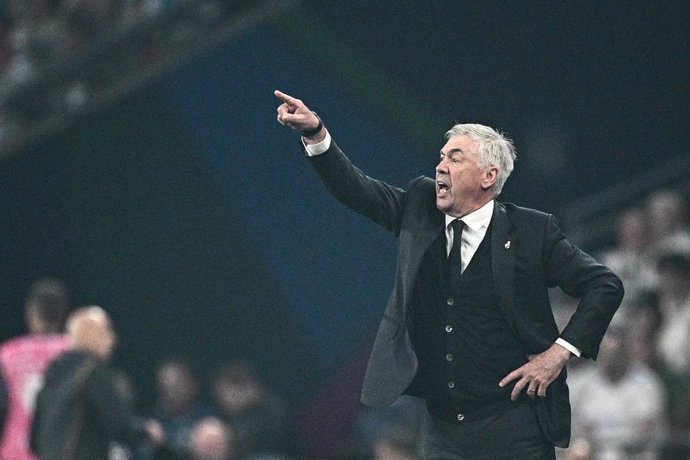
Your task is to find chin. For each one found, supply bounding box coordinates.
[436,198,451,213]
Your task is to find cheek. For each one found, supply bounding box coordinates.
[450,170,469,188]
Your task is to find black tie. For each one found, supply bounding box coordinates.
[448,219,465,290]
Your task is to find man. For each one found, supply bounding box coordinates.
[0,278,72,460]
[188,417,234,460]
[30,306,164,459]
[274,90,624,458]
[569,325,666,458]
[152,357,212,452]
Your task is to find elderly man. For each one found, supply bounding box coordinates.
[275,90,623,459]
[30,306,163,460]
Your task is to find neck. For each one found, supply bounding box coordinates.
[453,197,494,218]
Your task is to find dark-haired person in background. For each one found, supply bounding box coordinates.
[275,90,624,459]
[0,278,71,460]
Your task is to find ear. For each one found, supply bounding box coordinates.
[481,167,498,190]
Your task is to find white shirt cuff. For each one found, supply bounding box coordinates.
[555,338,582,357]
[303,131,332,156]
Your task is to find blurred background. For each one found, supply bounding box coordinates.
[1,1,689,459]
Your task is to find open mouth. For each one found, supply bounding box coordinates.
[437,180,449,195]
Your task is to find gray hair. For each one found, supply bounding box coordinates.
[445,123,517,194]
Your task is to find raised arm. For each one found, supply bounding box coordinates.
[274,90,408,232]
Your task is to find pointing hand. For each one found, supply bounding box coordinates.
[274,90,322,136]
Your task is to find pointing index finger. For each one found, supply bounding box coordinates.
[274,90,300,109]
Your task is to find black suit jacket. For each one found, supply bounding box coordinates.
[30,350,148,460]
[307,141,623,447]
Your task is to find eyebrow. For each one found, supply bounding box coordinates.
[440,148,465,156]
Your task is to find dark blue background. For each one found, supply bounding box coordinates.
[1,2,688,454]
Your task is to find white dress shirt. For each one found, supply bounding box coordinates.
[444,200,493,273]
[303,131,333,156]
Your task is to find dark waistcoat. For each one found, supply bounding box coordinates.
[408,226,529,422]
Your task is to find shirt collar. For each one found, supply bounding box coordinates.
[444,200,494,231]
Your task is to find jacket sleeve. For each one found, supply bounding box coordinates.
[543,214,624,359]
[86,365,148,446]
[306,141,407,234]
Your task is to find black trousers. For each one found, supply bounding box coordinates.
[420,399,556,460]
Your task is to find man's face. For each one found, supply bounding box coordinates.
[157,364,198,404]
[435,135,490,217]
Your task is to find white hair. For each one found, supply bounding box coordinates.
[445,123,517,194]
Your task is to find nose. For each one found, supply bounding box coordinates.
[436,158,448,174]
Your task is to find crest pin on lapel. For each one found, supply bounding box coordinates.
[504,241,511,249]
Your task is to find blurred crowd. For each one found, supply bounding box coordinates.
[143,356,293,460]
[560,187,690,460]
[0,0,180,85]
[0,279,298,460]
[0,0,241,150]
[1,187,689,460]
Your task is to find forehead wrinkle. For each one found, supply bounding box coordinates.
[441,147,465,157]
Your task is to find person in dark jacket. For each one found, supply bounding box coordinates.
[275,90,624,459]
[30,305,164,460]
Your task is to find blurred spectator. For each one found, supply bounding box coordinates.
[598,208,655,306]
[140,0,178,18]
[0,277,71,460]
[188,416,234,460]
[0,0,160,83]
[152,356,213,452]
[561,438,592,460]
[655,250,690,375]
[625,291,663,370]
[372,427,420,460]
[569,325,666,459]
[109,368,149,460]
[645,189,690,256]
[354,395,423,452]
[2,0,67,82]
[30,305,165,459]
[650,250,690,458]
[210,360,289,459]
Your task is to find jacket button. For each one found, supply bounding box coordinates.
[445,325,453,333]
[447,298,454,306]
[448,381,455,389]
[457,413,465,422]
[445,354,453,362]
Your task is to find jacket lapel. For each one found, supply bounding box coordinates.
[491,202,515,313]
[399,204,445,323]
[404,211,445,286]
